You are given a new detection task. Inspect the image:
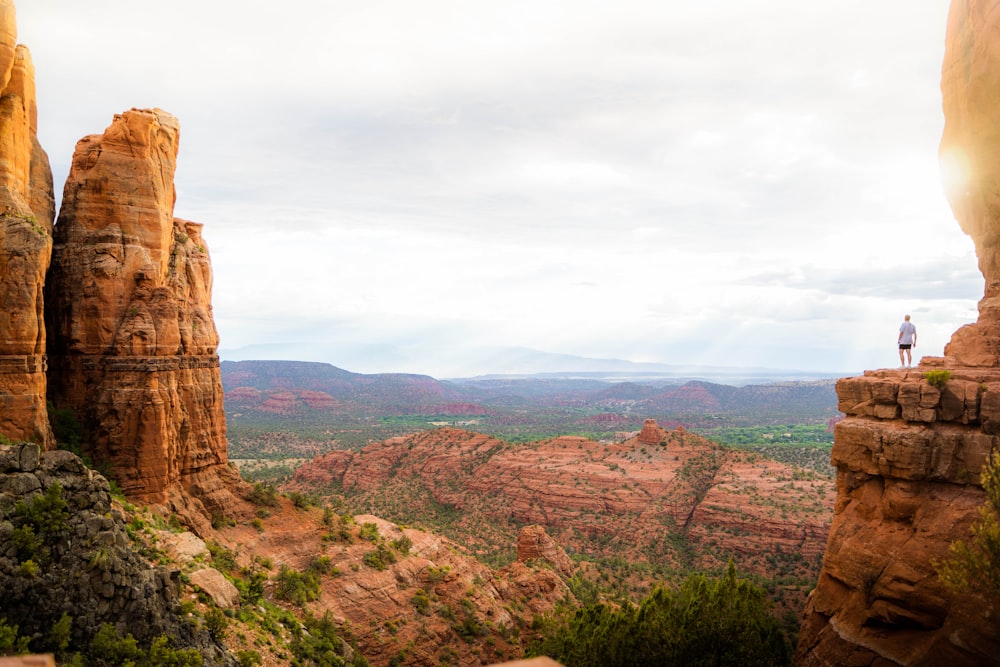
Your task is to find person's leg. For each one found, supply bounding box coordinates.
[899,347,905,367]
[906,348,913,366]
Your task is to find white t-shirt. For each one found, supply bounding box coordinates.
[899,321,916,345]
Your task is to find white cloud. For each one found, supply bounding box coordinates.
[15,0,969,377]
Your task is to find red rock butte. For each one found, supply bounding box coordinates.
[44,107,247,531]
[795,1,1000,664]
[0,0,55,448]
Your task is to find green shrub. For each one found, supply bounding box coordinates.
[11,482,70,564]
[390,535,412,555]
[237,649,263,667]
[937,451,1000,595]
[246,482,279,507]
[359,522,380,542]
[527,560,791,667]
[411,589,431,615]
[362,544,396,572]
[0,617,31,655]
[923,370,952,389]
[204,608,229,641]
[290,612,369,667]
[287,491,316,509]
[273,565,321,606]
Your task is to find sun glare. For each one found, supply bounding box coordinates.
[939,146,971,200]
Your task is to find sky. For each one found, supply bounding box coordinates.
[16,0,977,378]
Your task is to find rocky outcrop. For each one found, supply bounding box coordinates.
[795,370,999,665]
[0,0,55,448]
[516,525,574,577]
[216,508,570,667]
[0,444,235,663]
[636,417,664,445]
[797,2,1000,663]
[45,108,247,530]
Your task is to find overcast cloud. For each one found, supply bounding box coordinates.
[16,0,974,377]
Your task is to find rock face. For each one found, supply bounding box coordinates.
[0,444,234,663]
[45,108,245,529]
[217,507,570,667]
[0,0,55,447]
[796,2,1000,663]
[795,370,999,665]
[940,0,1000,366]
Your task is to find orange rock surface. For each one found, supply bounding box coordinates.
[218,503,569,667]
[940,0,1000,366]
[45,108,247,530]
[290,424,835,580]
[797,3,1000,663]
[0,0,54,447]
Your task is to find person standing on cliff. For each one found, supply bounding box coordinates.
[898,314,917,368]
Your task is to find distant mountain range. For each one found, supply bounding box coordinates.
[221,360,841,448]
[219,344,853,385]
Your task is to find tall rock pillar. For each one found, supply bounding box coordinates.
[795,1,1000,665]
[0,0,55,447]
[46,108,245,531]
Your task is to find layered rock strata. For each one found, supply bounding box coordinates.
[291,426,835,580]
[797,2,1000,663]
[0,0,55,447]
[45,108,245,529]
[795,370,998,665]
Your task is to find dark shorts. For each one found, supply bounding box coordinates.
[899,344,912,350]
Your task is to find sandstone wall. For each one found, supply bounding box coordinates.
[795,368,999,665]
[45,108,245,529]
[0,0,55,447]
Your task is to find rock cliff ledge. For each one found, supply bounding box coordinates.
[795,2,1000,665]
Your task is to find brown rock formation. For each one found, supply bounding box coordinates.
[0,0,55,447]
[290,427,835,583]
[797,3,1000,663]
[795,370,999,665]
[636,417,664,445]
[45,108,246,530]
[516,525,574,577]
